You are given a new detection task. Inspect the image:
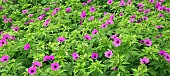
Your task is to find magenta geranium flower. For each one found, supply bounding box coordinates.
[92,29,98,35]
[10,36,16,40]
[119,12,124,16]
[2,14,7,19]
[37,14,45,20]
[2,34,10,40]
[57,37,66,42]
[129,18,135,23]
[157,6,163,11]
[138,3,144,8]
[66,7,71,12]
[143,16,148,20]
[0,39,8,46]
[49,55,55,61]
[88,16,94,21]
[165,8,170,13]
[28,67,37,75]
[144,9,150,14]
[90,6,95,12]
[32,61,42,68]
[100,23,108,28]
[110,34,118,39]
[44,18,51,26]
[87,0,92,4]
[119,1,125,6]
[106,19,114,25]
[0,55,9,62]
[130,14,136,19]
[140,57,149,64]
[138,9,144,12]
[72,52,80,60]
[22,10,28,14]
[158,50,166,56]
[91,52,98,59]
[164,54,170,62]
[51,62,60,71]
[110,14,114,20]
[104,50,113,58]
[156,25,162,29]
[44,7,50,12]
[149,0,154,4]
[84,34,92,40]
[107,0,113,4]
[144,38,152,46]
[29,19,34,23]
[80,10,86,18]
[43,55,49,62]
[113,37,122,47]
[28,14,33,17]
[155,2,162,8]
[24,44,30,50]
[14,26,19,32]
[126,0,132,6]
[4,19,8,23]
[82,2,87,6]
[158,14,164,18]
[7,18,12,23]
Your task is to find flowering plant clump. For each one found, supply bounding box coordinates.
[0,0,170,76]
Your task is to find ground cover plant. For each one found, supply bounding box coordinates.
[0,0,170,76]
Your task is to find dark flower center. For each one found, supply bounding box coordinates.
[85,37,89,40]
[93,55,96,58]
[166,56,170,59]
[31,70,34,73]
[4,58,7,61]
[146,42,149,44]
[103,25,106,27]
[75,56,78,59]
[54,65,57,68]
[108,53,110,56]
[116,41,119,44]
[50,58,53,60]
[2,41,4,44]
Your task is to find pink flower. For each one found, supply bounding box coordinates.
[44,7,50,12]
[90,6,95,12]
[107,0,113,4]
[22,10,28,14]
[28,14,33,17]
[144,38,152,46]
[14,26,19,32]
[44,18,51,26]
[24,44,30,50]
[80,10,86,18]
[140,57,149,64]
[92,29,98,35]
[88,16,94,21]
[84,34,92,40]
[66,7,71,12]
[57,37,66,42]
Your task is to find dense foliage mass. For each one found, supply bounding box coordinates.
[0,0,170,76]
